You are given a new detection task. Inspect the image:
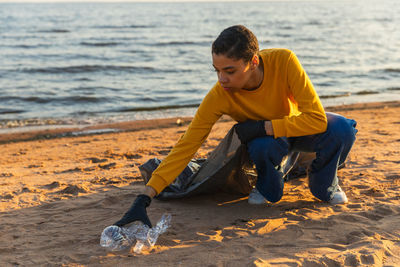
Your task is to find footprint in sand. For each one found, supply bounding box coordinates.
[304,257,341,266]
[27,163,44,168]
[373,204,397,216]
[57,184,89,195]
[353,184,369,190]
[42,181,63,190]
[374,130,390,136]
[361,188,386,198]
[0,193,14,200]
[345,230,375,244]
[385,173,400,180]
[86,157,108,163]
[345,253,361,266]
[347,203,363,209]
[98,162,119,169]
[157,149,170,155]
[122,152,142,159]
[56,167,82,174]
[21,187,39,193]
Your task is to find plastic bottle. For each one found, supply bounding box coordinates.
[100,213,172,253]
[100,224,134,251]
[133,213,172,253]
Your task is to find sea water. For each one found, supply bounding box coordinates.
[0,0,399,130]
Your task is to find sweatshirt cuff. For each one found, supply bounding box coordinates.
[271,119,286,138]
[146,174,169,195]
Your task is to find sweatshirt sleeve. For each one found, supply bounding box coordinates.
[271,51,327,138]
[146,88,224,194]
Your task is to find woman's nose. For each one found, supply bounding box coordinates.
[218,73,228,84]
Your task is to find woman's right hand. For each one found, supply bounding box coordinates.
[113,194,153,227]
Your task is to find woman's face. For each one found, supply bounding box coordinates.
[212,53,254,92]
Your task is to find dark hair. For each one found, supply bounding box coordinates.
[212,25,259,62]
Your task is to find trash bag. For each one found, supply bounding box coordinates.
[139,127,315,200]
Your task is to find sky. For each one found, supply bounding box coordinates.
[0,0,258,2]
[0,0,287,2]
[0,0,310,5]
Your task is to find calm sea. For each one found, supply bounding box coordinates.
[1,0,399,130]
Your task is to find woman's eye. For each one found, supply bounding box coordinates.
[213,69,235,75]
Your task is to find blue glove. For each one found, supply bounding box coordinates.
[114,194,152,228]
[234,120,267,144]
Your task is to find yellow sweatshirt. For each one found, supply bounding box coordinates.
[147,48,327,194]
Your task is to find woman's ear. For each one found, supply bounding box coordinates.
[251,55,259,69]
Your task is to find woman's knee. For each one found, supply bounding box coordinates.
[248,137,289,165]
[266,189,283,203]
[326,112,357,143]
[257,183,284,203]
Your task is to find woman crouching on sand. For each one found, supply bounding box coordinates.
[113,25,358,228]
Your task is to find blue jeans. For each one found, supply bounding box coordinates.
[247,113,357,202]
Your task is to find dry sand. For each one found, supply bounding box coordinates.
[1,101,400,266]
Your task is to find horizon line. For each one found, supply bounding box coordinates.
[0,0,307,3]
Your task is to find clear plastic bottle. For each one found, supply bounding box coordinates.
[100,224,134,251]
[133,213,172,253]
[100,213,172,253]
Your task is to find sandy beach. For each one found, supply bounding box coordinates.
[1,101,400,266]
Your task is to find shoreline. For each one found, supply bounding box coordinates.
[1,100,399,144]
